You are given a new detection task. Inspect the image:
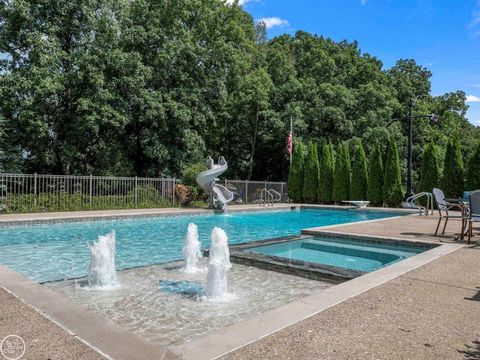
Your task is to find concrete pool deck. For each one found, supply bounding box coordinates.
[0,206,478,359]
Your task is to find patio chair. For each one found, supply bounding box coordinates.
[468,190,480,244]
[432,188,465,236]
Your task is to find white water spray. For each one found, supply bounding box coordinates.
[206,227,232,300]
[87,230,119,289]
[182,223,203,273]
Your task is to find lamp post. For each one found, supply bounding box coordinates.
[387,97,439,201]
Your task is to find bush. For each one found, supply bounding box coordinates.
[303,141,320,203]
[318,142,335,204]
[419,142,440,196]
[442,138,464,198]
[288,140,305,202]
[333,142,351,203]
[367,144,383,206]
[175,184,192,206]
[383,137,404,207]
[350,140,368,200]
[182,162,207,187]
[1,186,173,213]
[467,144,480,190]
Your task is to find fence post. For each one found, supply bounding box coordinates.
[135,176,138,208]
[172,177,176,206]
[89,175,92,206]
[34,173,37,207]
[245,180,248,204]
[280,181,284,202]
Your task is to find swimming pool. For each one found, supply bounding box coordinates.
[247,237,425,272]
[0,208,406,282]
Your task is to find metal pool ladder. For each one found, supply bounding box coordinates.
[405,192,433,215]
[259,188,274,206]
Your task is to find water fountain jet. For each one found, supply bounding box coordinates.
[206,227,233,300]
[87,230,119,289]
[182,223,204,273]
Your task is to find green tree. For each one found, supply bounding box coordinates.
[287,140,305,202]
[303,142,320,203]
[367,144,384,206]
[466,144,480,190]
[442,138,465,198]
[318,142,335,203]
[333,143,351,203]
[383,137,404,207]
[350,141,368,200]
[419,143,440,195]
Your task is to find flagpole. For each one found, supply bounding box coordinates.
[289,117,293,166]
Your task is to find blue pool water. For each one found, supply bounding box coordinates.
[247,237,425,272]
[0,208,406,282]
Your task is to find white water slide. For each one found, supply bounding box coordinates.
[196,156,234,210]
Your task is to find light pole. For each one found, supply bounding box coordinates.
[387,98,439,201]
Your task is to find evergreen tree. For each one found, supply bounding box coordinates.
[303,141,320,203]
[287,140,305,202]
[367,144,384,206]
[467,144,480,190]
[419,143,440,195]
[442,138,465,198]
[383,137,404,207]
[350,141,368,200]
[333,143,351,203]
[318,142,335,203]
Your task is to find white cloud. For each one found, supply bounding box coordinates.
[257,17,290,29]
[225,0,251,5]
[466,95,480,103]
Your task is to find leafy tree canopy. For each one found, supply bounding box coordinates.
[0,0,478,184]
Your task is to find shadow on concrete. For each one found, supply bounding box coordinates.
[457,340,480,359]
[464,288,480,302]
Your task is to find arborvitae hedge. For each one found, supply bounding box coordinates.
[287,140,305,202]
[318,142,335,204]
[350,141,368,200]
[467,144,480,190]
[383,137,404,207]
[303,141,320,203]
[419,142,440,196]
[442,138,464,198]
[333,143,351,203]
[367,144,384,206]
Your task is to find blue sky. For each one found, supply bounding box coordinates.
[238,0,480,125]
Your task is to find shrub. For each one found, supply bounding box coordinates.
[182,162,207,188]
[442,138,464,198]
[333,142,351,203]
[303,141,320,203]
[350,140,368,200]
[318,142,335,204]
[367,144,384,206]
[419,142,440,196]
[175,184,192,206]
[383,137,404,207]
[288,140,305,202]
[467,144,480,190]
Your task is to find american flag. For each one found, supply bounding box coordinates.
[287,131,293,155]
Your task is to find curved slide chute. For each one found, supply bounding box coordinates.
[196,156,234,210]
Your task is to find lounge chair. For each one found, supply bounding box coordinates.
[432,188,465,236]
[467,190,480,244]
